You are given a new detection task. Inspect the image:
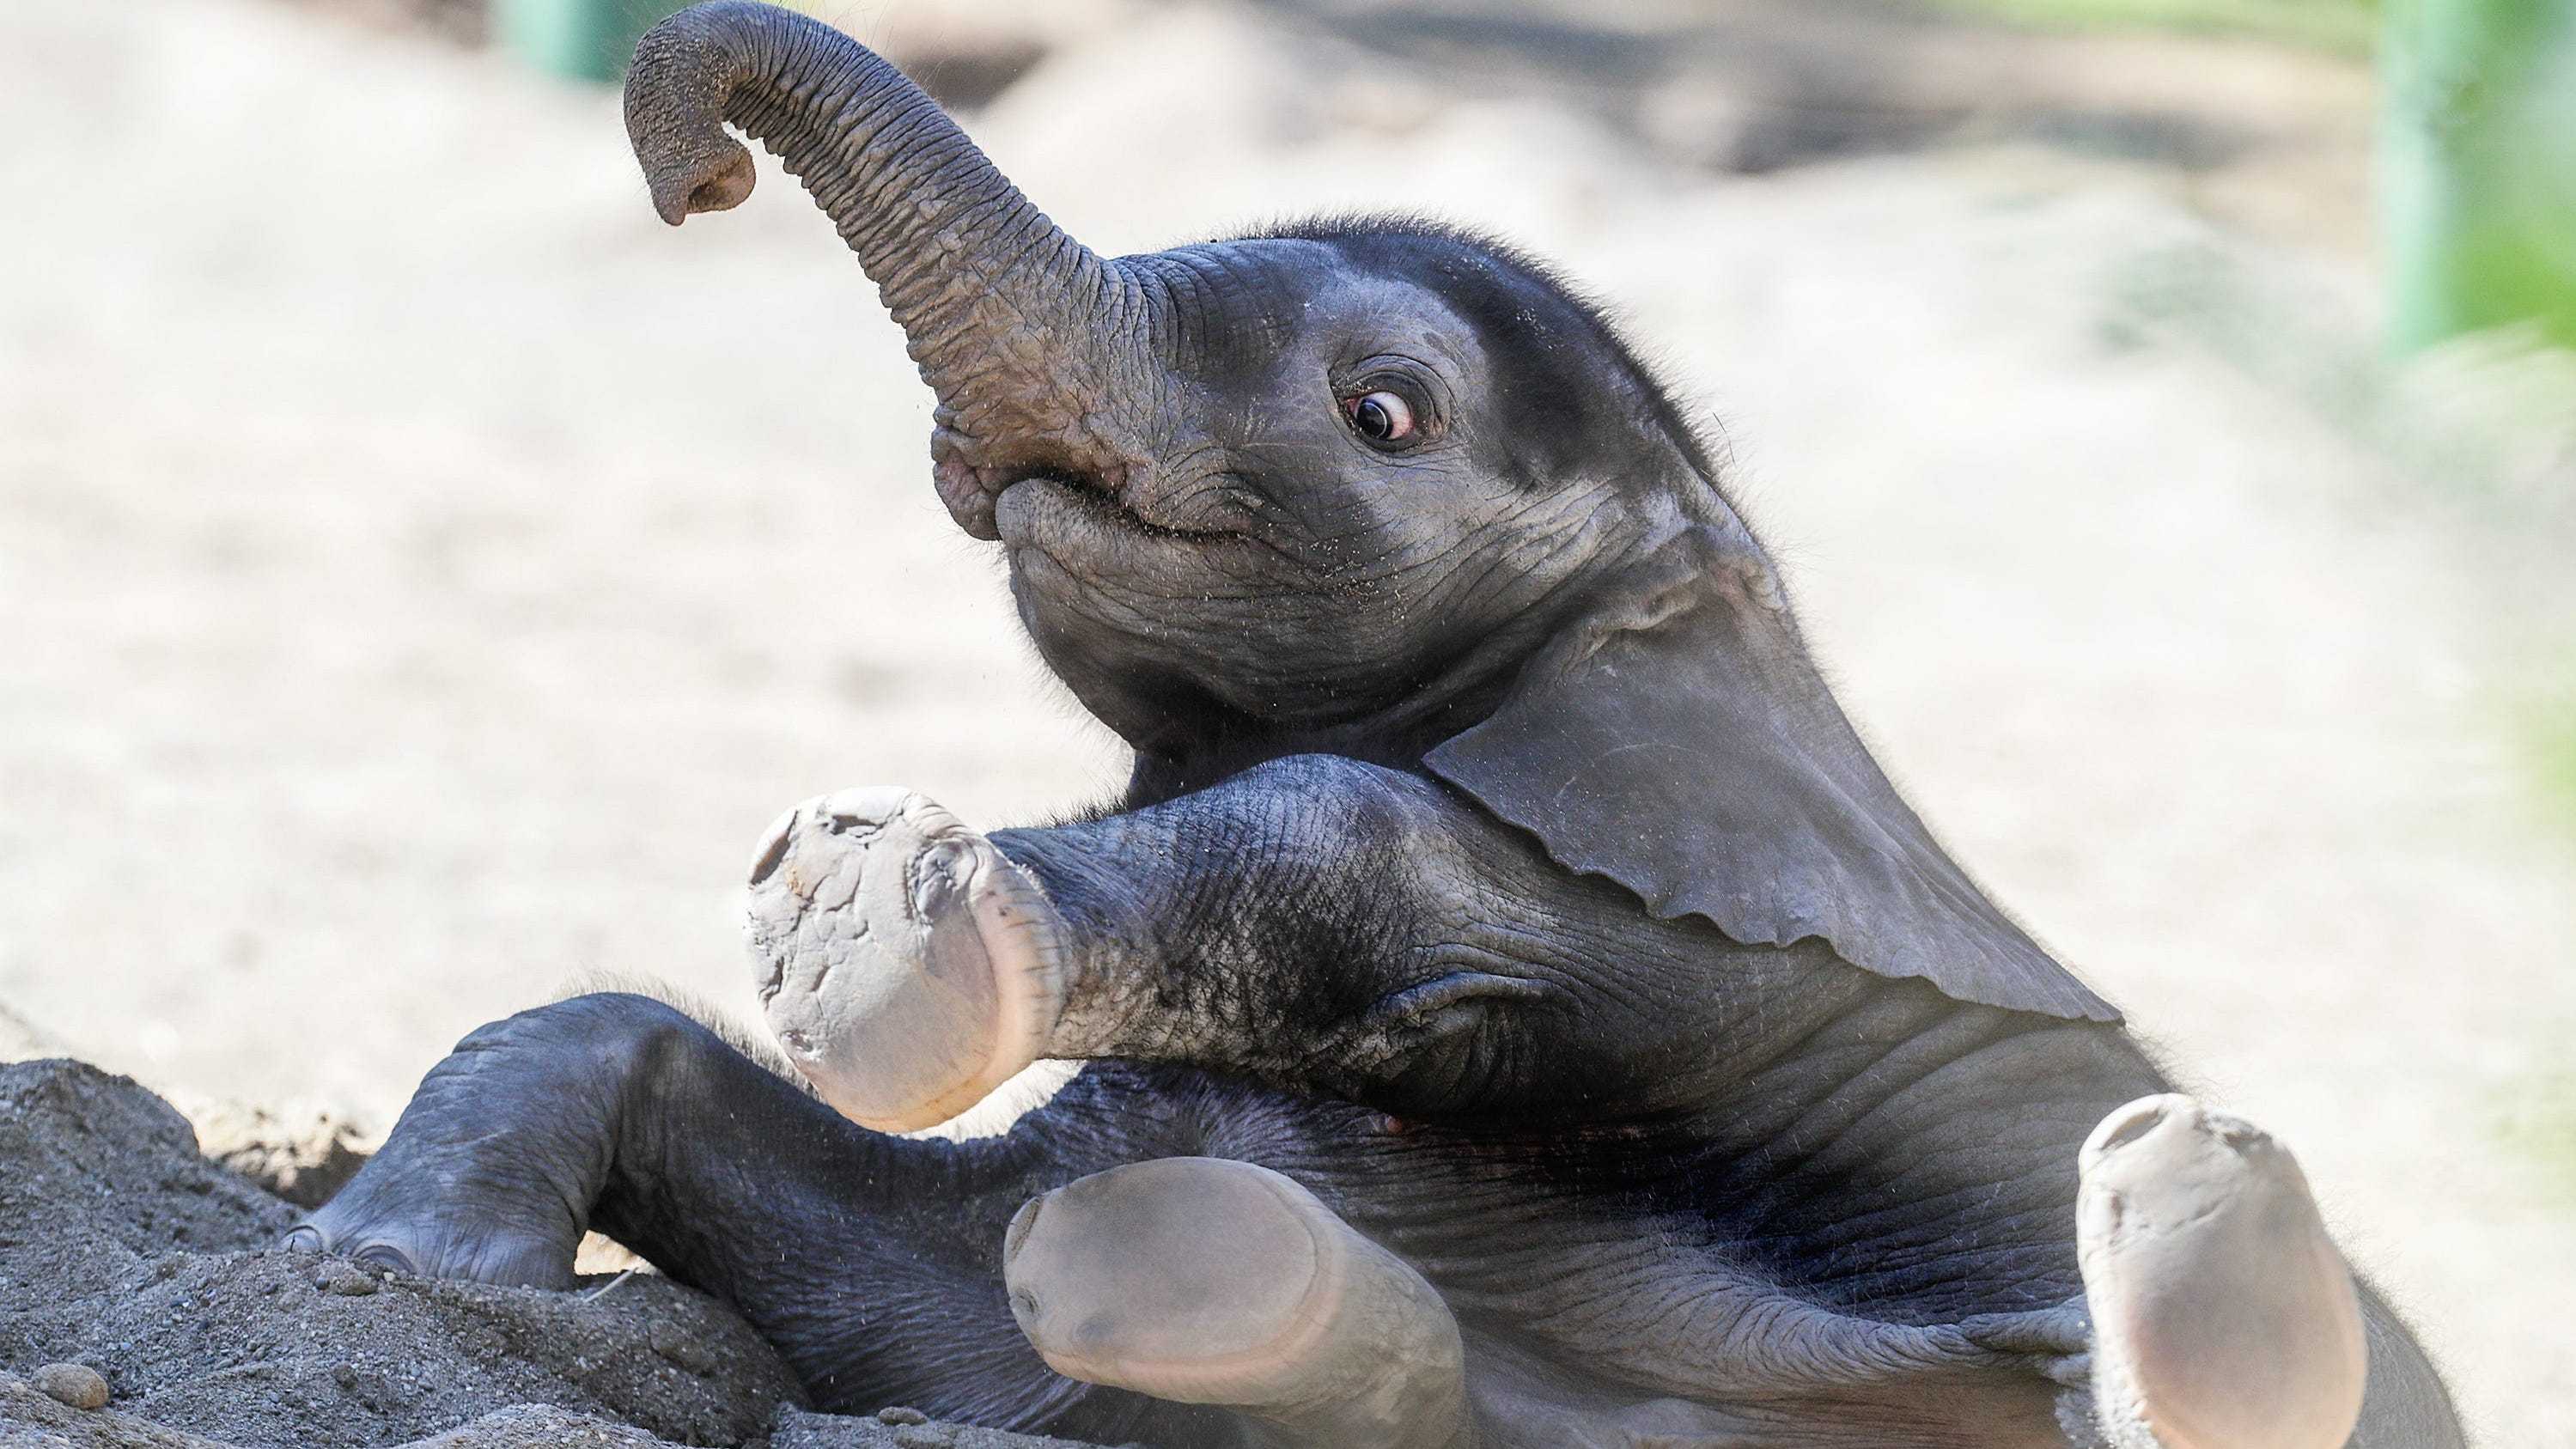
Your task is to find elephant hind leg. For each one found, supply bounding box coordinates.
[1003,1156,1475,1449]
[549,968,808,1087]
[283,994,663,1290]
[280,993,1172,1435]
[2074,1093,2370,1449]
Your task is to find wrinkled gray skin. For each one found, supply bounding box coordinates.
[294,6,2467,1446]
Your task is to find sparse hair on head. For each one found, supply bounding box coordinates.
[1241,211,1735,499]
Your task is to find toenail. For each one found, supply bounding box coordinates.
[2098,1111,2161,1154]
[2213,1117,2273,1154]
[748,807,797,887]
[2092,1099,2172,1156]
[1003,1195,1044,1263]
[351,1243,415,1276]
[281,1224,326,1253]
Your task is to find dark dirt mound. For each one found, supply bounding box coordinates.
[769,1406,1125,1447]
[0,1059,1106,1448]
[0,1383,662,1446]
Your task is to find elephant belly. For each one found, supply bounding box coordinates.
[1463,1358,2071,1448]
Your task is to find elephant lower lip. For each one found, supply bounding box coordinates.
[933,455,1004,541]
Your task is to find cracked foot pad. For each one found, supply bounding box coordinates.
[745,787,1065,1132]
[2078,1093,2368,1449]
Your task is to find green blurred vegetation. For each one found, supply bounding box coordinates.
[2382,0,2576,351]
[2497,1060,2576,1202]
[1925,0,2382,52]
[2524,687,2576,837]
[496,0,687,82]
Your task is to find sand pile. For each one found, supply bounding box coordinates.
[0,1056,1105,1447]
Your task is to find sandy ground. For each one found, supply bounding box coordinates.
[2,0,2571,1441]
[0,1056,1098,1446]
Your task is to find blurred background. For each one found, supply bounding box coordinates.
[1,0,2570,1439]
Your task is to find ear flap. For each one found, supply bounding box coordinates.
[1424,526,2118,1023]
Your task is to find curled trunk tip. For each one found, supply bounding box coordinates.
[624,4,773,224]
[619,1,1149,539]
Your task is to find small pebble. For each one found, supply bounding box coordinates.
[876,1405,929,1425]
[314,1261,378,1296]
[32,1362,109,1411]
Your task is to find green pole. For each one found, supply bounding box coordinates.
[496,0,689,84]
[2380,0,2576,351]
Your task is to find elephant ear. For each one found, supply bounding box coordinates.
[1424,525,2118,1023]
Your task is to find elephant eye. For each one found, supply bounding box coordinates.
[1343,389,1416,446]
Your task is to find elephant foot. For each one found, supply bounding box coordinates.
[745,788,1066,1132]
[2077,1093,2366,1449]
[1002,1157,1473,1449]
[283,1196,575,1290]
[276,1003,648,1292]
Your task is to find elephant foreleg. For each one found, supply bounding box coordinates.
[741,753,1708,1134]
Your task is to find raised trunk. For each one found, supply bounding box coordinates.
[624,1,1142,537]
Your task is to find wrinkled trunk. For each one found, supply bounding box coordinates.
[624,1,1144,536]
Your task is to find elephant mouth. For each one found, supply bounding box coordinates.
[995,472,1245,551]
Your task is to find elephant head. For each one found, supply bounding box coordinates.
[625,2,2113,1025]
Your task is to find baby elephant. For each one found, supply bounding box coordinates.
[295,5,2466,1446]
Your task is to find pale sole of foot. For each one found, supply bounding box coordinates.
[1001,1154,1471,1449]
[2078,1093,2367,1449]
[745,787,1065,1133]
[1003,1156,1356,1402]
